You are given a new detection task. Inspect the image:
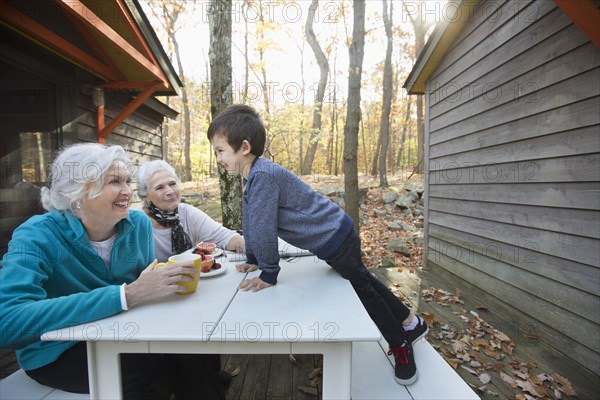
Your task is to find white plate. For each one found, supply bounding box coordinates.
[184,247,224,258]
[200,263,227,278]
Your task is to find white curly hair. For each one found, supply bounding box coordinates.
[40,143,130,215]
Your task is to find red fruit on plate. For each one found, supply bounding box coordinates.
[212,263,221,270]
[201,267,211,273]
[196,242,216,254]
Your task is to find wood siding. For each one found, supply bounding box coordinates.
[73,91,166,205]
[424,0,600,374]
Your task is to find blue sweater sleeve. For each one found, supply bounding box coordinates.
[244,171,281,285]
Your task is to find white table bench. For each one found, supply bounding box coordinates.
[1,340,479,400]
[0,369,88,400]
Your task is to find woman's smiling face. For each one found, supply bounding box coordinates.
[80,160,132,228]
[145,170,181,212]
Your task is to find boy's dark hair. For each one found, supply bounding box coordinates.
[207,104,265,157]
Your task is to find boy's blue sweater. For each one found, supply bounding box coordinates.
[0,210,154,370]
[243,158,354,284]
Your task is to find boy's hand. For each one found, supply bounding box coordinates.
[236,263,258,272]
[239,277,273,292]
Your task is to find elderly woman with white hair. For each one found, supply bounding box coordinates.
[137,160,244,262]
[0,143,226,399]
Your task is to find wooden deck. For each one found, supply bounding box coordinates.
[2,265,598,399]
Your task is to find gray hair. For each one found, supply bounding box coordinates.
[40,143,130,214]
[137,160,179,200]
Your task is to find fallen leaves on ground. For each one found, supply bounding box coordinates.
[423,287,578,399]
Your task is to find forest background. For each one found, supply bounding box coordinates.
[140,0,449,185]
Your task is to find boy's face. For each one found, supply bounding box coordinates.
[211,134,252,177]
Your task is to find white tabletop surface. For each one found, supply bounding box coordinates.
[42,256,246,343]
[42,253,380,345]
[210,256,381,343]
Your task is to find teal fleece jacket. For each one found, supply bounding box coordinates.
[0,210,154,370]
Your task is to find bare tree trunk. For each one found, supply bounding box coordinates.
[301,0,329,175]
[327,63,337,175]
[242,0,250,102]
[378,0,393,187]
[163,96,170,163]
[403,0,432,175]
[343,0,365,231]
[360,113,368,174]
[369,132,380,176]
[396,99,411,169]
[172,37,192,181]
[209,0,242,229]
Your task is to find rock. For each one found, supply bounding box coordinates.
[380,256,396,269]
[399,221,418,232]
[327,187,369,204]
[332,197,345,209]
[395,190,419,209]
[405,182,424,196]
[317,187,336,197]
[409,235,423,246]
[382,191,399,204]
[387,222,403,231]
[375,209,387,218]
[387,238,410,256]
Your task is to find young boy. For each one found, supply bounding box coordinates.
[207,104,428,385]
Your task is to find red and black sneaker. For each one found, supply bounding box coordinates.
[388,342,417,385]
[404,315,429,346]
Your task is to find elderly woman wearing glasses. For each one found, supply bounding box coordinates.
[137,160,244,262]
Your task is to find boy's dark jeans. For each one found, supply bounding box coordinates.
[324,230,410,348]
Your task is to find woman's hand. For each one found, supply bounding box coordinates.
[238,277,273,292]
[235,262,257,272]
[124,260,199,307]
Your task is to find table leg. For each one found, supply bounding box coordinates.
[87,341,149,400]
[292,341,352,400]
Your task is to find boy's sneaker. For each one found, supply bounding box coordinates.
[404,315,429,345]
[388,342,417,385]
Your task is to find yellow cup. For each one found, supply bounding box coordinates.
[154,253,202,295]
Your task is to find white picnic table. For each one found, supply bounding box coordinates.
[42,245,382,400]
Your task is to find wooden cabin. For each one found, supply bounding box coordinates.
[0,0,181,256]
[404,0,600,375]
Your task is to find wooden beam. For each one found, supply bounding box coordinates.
[97,81,162,90]
[97,82,163,141]
[555,0,600,48]
[0,1,121,81]
[55,0,169,85]
[115,0,157,63]
[63,10,126,81]
[96,105,106,144]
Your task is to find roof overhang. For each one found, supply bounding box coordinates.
[0,0,182,141]
[404,0,600,95]
[0,0,181,95]
[554,0,600,48]
[403,0,480,95]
